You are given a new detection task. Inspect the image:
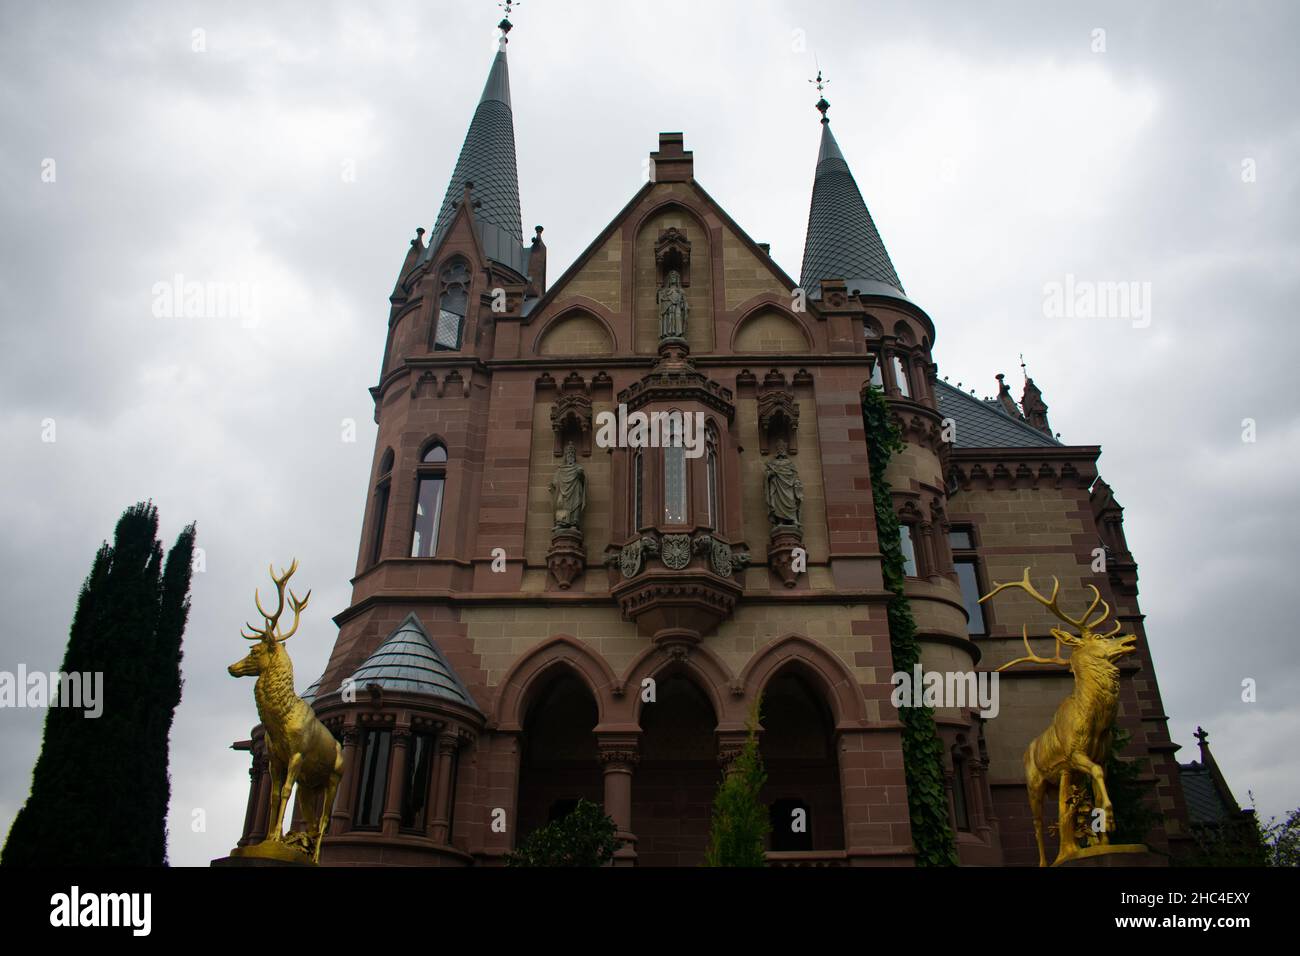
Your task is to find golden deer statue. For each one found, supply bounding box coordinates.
[228,560,343,863]
[979,569,1138,866]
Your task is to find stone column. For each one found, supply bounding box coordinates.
[250,751,272,842]
[382,726,412,837]
[329,724,361,835]
[716,730,751,777]
[969,758,993,841]
[239,753,268,846]
[427,729,460,845]
[598,736,640,866]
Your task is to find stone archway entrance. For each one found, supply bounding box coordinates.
[760,670,844,853]
[632,674,719,866]
[515,672,603,844]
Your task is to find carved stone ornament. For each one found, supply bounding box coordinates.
[661,534,691,570]
[710,539,734,577]
[620,540,644,579]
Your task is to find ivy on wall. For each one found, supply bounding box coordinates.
[862,382,959,867]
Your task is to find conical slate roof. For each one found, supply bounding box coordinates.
[421,44,525,274]
[300,674,322,705]
[800,121,904,299]
[346,613,477,709]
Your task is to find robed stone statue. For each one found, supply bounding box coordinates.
[764,439,803,529]
[550,442,587,531]
[657,269,688,340]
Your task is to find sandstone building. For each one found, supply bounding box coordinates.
[233,27,1192,866]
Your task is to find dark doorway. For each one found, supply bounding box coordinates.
[632,674,719,866]
[760,671,844,853]
[516,673,602,845]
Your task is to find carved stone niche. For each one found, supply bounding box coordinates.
[654,227,691,288]
[757,373,799,455]
[551,376,593,457]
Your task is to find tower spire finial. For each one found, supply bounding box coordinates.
[809,66,831,124]
[497,0,519,46]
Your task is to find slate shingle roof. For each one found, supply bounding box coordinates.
[1180,765,1233,825]
[421,47,525,274]
[800,122,904,299]
[345,613,478,710]
[934,379,1061,448]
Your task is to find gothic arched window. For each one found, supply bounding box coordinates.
[662,413,687,525]
[433,260,469,351]
[633,448,644,531]
[411,442,448,557]
[370,448,394,566]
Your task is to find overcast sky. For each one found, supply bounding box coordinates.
[1,0,1295,866]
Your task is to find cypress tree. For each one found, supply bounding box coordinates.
[2,502,196,866]
[704,697,770,867]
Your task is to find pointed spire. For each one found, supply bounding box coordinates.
[421,12,525,274]
[799,71,905,300]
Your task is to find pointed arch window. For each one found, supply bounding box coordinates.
[705,423,720,530]
[411,442,448,558]
[662,413,687,525]
[434,261,469,351]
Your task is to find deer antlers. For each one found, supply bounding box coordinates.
[241,559,311,642]
[980,568,1123,671]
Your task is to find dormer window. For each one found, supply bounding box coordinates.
[434,261,469,351]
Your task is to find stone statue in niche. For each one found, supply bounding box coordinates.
[764,439,803,529]
[657,269,689,340]
[549,442,587,530]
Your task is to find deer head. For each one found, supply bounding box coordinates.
[980,568,1137,674]
[228,560,312,678]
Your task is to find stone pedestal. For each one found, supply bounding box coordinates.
[546,527,585,589]
[1054,844,1163,867]
[213,839,317,866]
[768,526,804,588]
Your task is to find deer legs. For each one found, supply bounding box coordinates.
[1071,752,1114,843]
[268,752,303,844]
[1026,762,1048,867]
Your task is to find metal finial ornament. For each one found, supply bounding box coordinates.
[498,0,519,41]
[810,68,831,123]
[1020,352,1029,381]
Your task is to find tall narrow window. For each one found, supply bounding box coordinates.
[434,261,469,351]
[950,527,987,636]
[892,355,911,398]
[662,414,687,524]
[705,424,719,530]
[354,729,391,829]
[370,449,394,567]
[411,443,448,558]
[899,525,918,577]
[951,753,971,831]
[400,732,435,830]
[869,352,884,389]
[633,449,644,531]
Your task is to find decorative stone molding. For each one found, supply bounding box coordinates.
[947,447,1099,492]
